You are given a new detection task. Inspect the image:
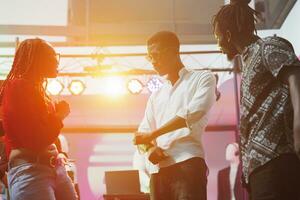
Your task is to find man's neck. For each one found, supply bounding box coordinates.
[235,35,260,54]
[167,62,185,85]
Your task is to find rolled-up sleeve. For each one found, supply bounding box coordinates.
[138,95,156,133]
[176,72,216,127]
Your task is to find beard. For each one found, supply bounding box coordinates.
[220,40,239,61]
[226,49,239,61]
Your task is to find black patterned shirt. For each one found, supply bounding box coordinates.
[240,36,300,183]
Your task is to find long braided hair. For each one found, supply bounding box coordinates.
[0,38,52,104]
[212,0,260,39]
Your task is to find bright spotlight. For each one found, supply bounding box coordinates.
[102,76,126,96]
[46,79,64,95]
[127,79,143,94]
[146,77,163,93]
[68,80,86,95]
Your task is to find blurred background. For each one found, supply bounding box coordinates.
[0,0,299,199]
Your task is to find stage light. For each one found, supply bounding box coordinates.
[102,76,126,96]
[46,79,64,95]
[127,79,143,94]
[68,80,86,95]
[146,77,163,93]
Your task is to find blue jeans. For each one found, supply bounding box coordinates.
[8,162,78,200]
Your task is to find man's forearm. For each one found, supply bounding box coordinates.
[293,122,300,159]
[293,114,300,158]
[152,116,187,138]
[152,110,207,138]
[134,116,188,145]
[284,66,300,157]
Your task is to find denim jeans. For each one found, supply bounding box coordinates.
[8,162,78,200]
[249,153,300,200]
[150,157,208,200]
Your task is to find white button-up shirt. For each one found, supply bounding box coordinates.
[138,68,216,174]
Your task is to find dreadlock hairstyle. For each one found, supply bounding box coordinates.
[0,38,52,104]
[212,0,260,39]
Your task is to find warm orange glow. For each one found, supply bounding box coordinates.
[68,80,85,95]
[101,76,126,97]
[127,79,143,94]
[46,79,64,95]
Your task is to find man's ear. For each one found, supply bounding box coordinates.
[225,30,232,43]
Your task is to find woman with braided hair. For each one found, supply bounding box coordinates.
[213,0,300,199]
[0,38,77,200]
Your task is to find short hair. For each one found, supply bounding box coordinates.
[147,31,180,51]
[212,0,259,38]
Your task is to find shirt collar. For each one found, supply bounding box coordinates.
[242,38,261,58]
[178,67,188,78]
[164,67,188,85]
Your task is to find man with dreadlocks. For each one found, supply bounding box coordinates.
[0,38,78,200]
[213,0,300,199]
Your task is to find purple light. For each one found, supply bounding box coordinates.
[146,77,163,93]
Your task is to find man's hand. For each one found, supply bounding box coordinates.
[148,146,169,165]
[133,132,155,145]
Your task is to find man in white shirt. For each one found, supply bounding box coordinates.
[133,31,216,200]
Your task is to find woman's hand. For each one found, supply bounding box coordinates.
[55,100,70,120]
